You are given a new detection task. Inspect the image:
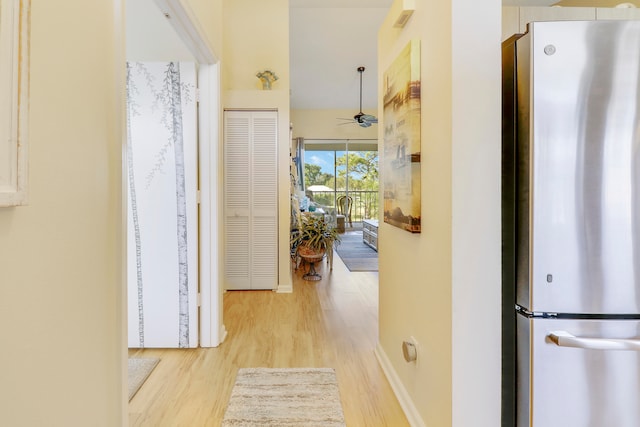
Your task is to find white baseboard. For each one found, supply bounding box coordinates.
[276,283,293,293]
[375,343,426,427]
[218,324,228,345]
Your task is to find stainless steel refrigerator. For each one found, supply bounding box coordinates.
[502,20,640,427]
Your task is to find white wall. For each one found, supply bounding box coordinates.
[0,1,125,425]
[377,0,501,426]
[450,1,502,425]
[126,0,195,61]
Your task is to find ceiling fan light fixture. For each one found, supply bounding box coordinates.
[336,66,378,128]
[393,0,415,28]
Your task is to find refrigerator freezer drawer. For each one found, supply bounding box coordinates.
[518,315,640,427]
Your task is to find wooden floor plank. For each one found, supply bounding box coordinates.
[128,255,409,426]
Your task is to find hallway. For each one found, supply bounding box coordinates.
[128,256,408,426]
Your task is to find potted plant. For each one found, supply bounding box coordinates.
[290,214,341,280]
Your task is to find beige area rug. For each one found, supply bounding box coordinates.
[222,368,346,426]
[128,357,160,401]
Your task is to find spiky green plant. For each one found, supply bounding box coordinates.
[291,214,341,254]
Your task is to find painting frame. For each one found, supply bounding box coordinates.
[0,0,30,207]
[382,39,421,233]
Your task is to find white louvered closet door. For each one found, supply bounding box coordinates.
[224,110,278,290]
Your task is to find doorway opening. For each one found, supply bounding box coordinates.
[298,138,379,271]
[125,0,223,350]
[301,139,379,229]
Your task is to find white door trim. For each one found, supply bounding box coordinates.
[198,63,226,346]
[153,0,224,347]
[153,0,219,64]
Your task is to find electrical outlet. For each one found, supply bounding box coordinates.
[402,336,419,362]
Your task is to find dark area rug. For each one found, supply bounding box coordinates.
[335,232,378,272]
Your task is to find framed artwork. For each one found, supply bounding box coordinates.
[382,40,421,233]
[0,0,30,207]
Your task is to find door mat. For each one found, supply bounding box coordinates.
[128,357,160,401]
[222,368,346,426]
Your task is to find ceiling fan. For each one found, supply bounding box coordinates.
[338,66,378,128]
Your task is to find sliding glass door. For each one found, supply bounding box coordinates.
[302,139,378,228]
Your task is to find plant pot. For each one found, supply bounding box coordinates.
[297,244,325,260]
[297,244,325,281]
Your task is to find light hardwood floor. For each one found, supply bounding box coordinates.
[128,252,409,426]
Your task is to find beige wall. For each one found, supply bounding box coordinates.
[183,0,223,58]
[0,1,125,425]
[378,2,453,425]
[377,0,501,426]
[223,0,289,91]
[291,109,378,140]
[556,0,640,5]
[222,0,292,291]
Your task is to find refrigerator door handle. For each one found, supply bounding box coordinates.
[548,331,640,351]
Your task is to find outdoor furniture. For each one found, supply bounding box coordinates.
[336,195,353,228]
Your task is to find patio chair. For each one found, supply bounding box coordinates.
[336,195,353,228]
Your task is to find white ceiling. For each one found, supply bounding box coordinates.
[289,6,388,110]
[288,0,559,111]
[128,0,561,111]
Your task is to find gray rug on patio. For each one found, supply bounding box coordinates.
[335,232,378,272]
[222,368,346,427]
